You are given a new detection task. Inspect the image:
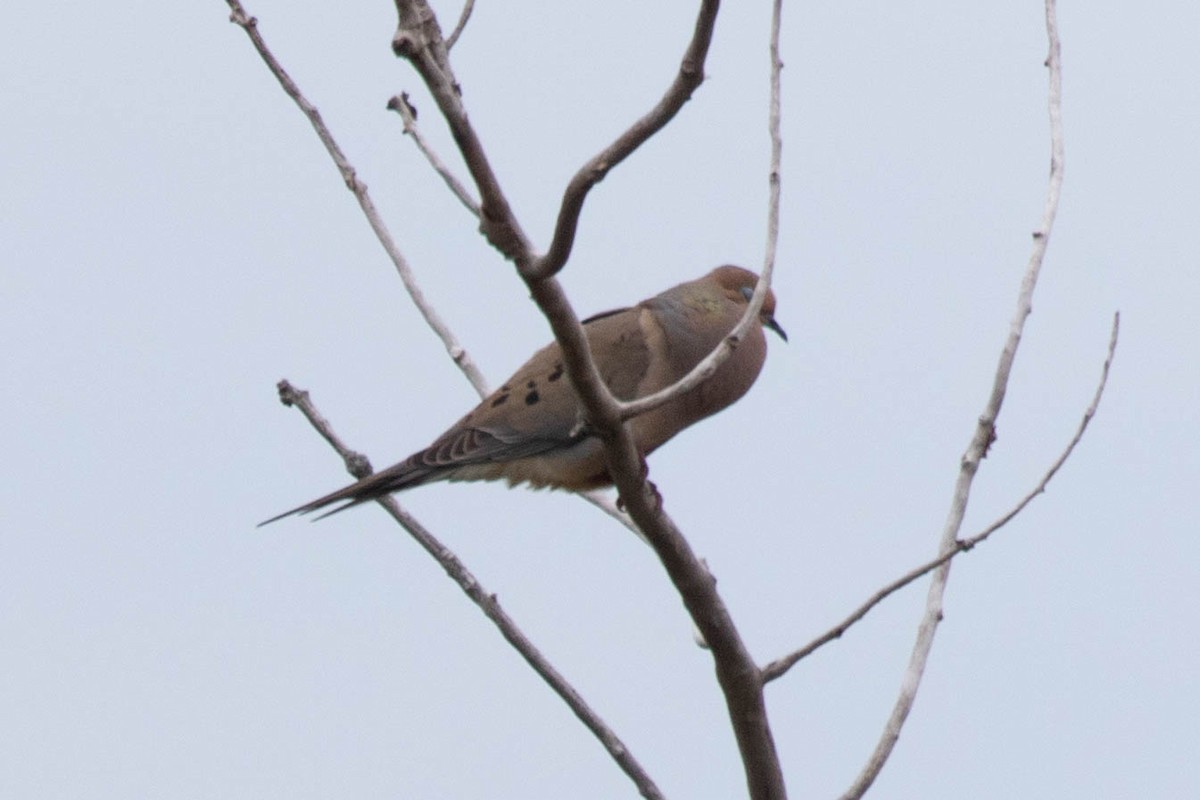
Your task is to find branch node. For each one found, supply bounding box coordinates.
[277,379,306,407]
[345,451,373,480]
[478,212,525,257]
[387,92,419,126]
[392,31,420,58]
[983,424,997,457]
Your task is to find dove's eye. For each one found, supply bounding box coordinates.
[741,286,754,301]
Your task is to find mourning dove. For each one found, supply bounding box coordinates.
[262,265,785,524]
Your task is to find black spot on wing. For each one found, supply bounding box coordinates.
[522,378,540,405]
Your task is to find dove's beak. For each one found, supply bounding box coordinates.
[763,313,788,343]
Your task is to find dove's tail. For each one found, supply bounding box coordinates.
[257,459,433,527]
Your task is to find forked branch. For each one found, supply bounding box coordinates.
[839,2,1067,797]
[763,312,1119,683]
[445,0,475,50]
[226,1,488,397]
[227,5,659,795]
[531,0,721,280]
[386,92,481,218]
[620,0,784,425]
[390,1,788,797]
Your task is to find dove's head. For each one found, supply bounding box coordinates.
[710,264,787,342]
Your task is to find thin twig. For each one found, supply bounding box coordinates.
[391,1,535,259]
[226,0,489,397]
[530,0,721,281]
[230,4,659,791]
[391,2,789,798]
[277,381,374,477]
[763,312,1118,682]
[233,3,644,550]
[617,0,784,425]
[839,3,1066,797]
[386,94,648,539]
[582,491,648,542]
[763,0,784,300]
[445,0,475,50]
[616,281,772,421]
[386,92,481,218]
[272,381,665,800]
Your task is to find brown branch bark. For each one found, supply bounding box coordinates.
[390,1,534,260]
[530,0,721,281]
[234,0,787,794]
[390,2,787,798]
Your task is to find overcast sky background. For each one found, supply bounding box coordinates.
[3,1,1197,798]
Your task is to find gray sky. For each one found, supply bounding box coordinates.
[3,1,1197,797]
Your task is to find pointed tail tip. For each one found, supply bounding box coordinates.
[256,496,368,528]
[256,507,305,528]
[256,465,415,529]
[256,484,363,529]
[308,499,366,522]
[257,498,326,528]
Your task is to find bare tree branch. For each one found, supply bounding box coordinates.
[227,4,661,792]
[582,490,649,542]
[273,381,665,800]
[390,2,788,797]
[617,271,776,422]
[763,0,784,292]
[839,3,1066,797]
[391,1,535,259]
[226,1,489,397]
[277,380,374,479]
[350,92,650,540]
[617,0,784,425]
[236,1,787,795]
[386,92,481,218]
[231,5,647,565]
[530,0,721,281]
[445,0,475,50]
[763,312,1119,683]
[388,92,650,540]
